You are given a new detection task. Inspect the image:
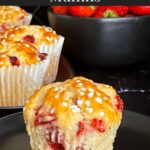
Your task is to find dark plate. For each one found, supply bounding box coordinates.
[0,110,150,150]
[0,55,74,118]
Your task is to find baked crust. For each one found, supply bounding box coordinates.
[24,76,123,129]
[0,6,29,25]
[0,25,59,46]
[0,41,40,67]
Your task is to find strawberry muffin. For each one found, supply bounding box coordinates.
[0,25,64,83]
[0,6,32,33]
[24,76,123,150]
[0,25,59,47]
[0,41,49,106]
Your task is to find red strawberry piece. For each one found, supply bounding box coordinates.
[124,14,134,17]
[50,143,65,150]
[0,24,11,33]
[18,15,25,20]
[77,121,85,137]
[93,8,103,18]
[46,126,65,150]
[51,6,68,15]
[129,6,150,15]
[9,56,20,66]
[23,35,35,43]
[91,119,105,132]
[94,6,128,18]
[69,6,98,17]
[34,112,57,126]
[76,146,84,150]
[115,95,124,112]
[39,53,48,61]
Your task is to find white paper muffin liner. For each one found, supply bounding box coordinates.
[0,13,32,33]
[12,13,32,26]
[0,58,49,106]
[39,36,64,84]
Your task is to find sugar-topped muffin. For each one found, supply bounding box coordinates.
[0,41,40,68]
[0,6,31,32]
[0,25,64,84]
[0,25,59,46]
[0,41,49,106]
[24,76,123,150]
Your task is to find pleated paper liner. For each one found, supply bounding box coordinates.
[0,35,64,106]
[39,36,65,84]
[0,58,49,106]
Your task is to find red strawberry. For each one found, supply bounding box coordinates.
[69,6,98,17]
[38,53,48,61]
[77,121,85,137]
[50,143,64,150]
[124,14,134,17]
[51,6,68,15]
[34,112,57,126]
[94,6,128,18]
[115,95,124,112]
[91,119,105,132]
[23,35,35,43]
[9,56,20,66]
[129,6,150,15]
[93,8,103,18]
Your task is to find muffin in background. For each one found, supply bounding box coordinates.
[0,41,40,67]
[24,76,123,150]
[0,6,32,33]
[0,25,59,47]
[0,41,49,106]
[0,25,64,83]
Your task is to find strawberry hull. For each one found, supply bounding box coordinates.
[48,11,150,66]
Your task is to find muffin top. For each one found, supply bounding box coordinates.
[0,6,29,25]
[24,77,123,131]
[0,25,59,46]
[0,41,41,67]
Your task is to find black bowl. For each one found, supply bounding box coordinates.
[48,11,150,66]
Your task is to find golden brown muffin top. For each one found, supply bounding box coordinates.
[24,77,123,130]
[0,6,28,25]
[0,25,59,46]
[0,41,41,67]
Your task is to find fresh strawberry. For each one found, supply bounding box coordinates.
[69,6,98,17]
[94,6,128,18]
[93,8,103,18]
[129,6,150,15]
[51,6,68,15]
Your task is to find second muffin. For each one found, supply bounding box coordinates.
[0,41,49,106]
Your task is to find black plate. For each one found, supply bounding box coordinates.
[0,110,150,150]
